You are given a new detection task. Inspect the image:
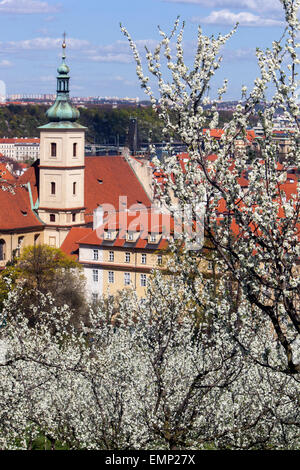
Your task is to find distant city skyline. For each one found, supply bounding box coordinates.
[0,0,290,100]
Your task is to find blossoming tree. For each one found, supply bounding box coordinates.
[0,0,299,451]
[0,277,299,450]
[121,0,300,374]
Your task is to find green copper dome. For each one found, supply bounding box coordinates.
[57,62,70,75]
[46,97,80,122]
[45,36,80,124]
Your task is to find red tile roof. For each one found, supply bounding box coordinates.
[96,211,174,234]
[60,209,174,256]
[60,227,92,260]
[0,163,16,181]
[18,162,40,202]
[84,156,152,223]
[18,155,153,227]
[203,129,256,142]
[0,183,43,230]
[0,138,40,144]
[72,227,170,252]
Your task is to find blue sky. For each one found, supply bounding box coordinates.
[0,0,289,100]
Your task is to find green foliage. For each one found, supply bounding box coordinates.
[29,435,70,451]
[18,245,80,290]
[0,245,88,329]
[0,104,241,144]
[0,105,47,138]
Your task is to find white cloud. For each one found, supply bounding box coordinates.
[112,75,136,86]
[89,54,133,64]
[78,39,159,64]
[223,47,256,61]
[0,59,12,67]
[3,37,90,51]
[164,0,282,14]
[0,36,159,65]
[193,9,284,27]
[0,0,60,14]
[40,74,55,82]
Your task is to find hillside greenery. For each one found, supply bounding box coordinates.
[0,104,255,145]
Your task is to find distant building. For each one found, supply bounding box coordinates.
[0,138,40,161]
[61,209,171,300]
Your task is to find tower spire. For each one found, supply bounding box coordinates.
[44,33,80,124]
[62,32,67,60]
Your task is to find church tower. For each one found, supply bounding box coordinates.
[38,36,87,247]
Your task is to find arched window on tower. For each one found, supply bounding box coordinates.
[73,182,77,195]
[0,239,6,261]
[51,182,56,195]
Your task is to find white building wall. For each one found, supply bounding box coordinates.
[84,266,104,300]
[80,246,104,300]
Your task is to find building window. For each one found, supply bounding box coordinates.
[93,250,99,261]
[125,252,131,263]
[127,232,134,241]
[16,236,24,257]
[72,213,76,223]
[108,271,114,284]
[150,235,156,243]
[73,143,77,157]
[141,254,147,265]
[109,251,114,262]
[93,270,99,283]
[157,255,163,266]
[73,182,77,195]
[0,240,6,261]
[18,236,24,247]
[50,214,56,223]
[51,143,57,157]
[105,231,112,240]
[124,272,131,286]
[51,182,56,195]
[92,293,98,303]
[141,274,147,287]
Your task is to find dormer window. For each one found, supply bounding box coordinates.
[51,143,57,157]
[127,232,134,242]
